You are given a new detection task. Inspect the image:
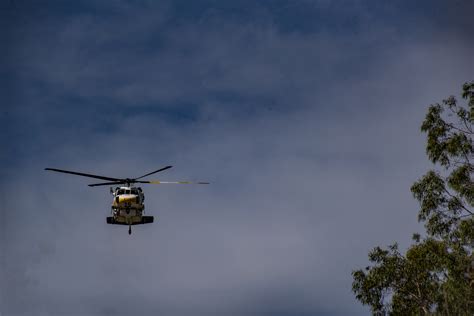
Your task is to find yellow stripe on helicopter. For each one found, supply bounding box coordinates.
[118,195,137,203]
[149,181,191,184]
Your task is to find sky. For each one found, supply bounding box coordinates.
[0,0,473,315]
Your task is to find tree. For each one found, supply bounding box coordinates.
[352,81,474,315]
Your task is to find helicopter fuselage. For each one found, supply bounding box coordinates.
[107,186,153,231]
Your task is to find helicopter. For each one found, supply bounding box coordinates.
[45,166,209,235]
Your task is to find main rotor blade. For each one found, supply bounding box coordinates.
[137,180,209,184]
[88,181,127,187]
[45,168,122,182]
[134,166,173,180]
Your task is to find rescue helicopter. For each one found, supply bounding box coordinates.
[45,166,209,235]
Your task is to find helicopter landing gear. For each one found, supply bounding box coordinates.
[128,225,132,235]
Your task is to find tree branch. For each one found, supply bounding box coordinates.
[443,188,474,216]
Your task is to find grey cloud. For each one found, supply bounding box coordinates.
[7,6,407,107]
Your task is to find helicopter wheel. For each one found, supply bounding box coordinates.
[128,225,132,235]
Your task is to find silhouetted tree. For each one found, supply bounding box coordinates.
[352,81,474,315]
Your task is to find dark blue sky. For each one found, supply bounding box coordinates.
[1,1,473,315]
[3,0,472,168]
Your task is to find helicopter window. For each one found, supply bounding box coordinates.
[131,189,138,195]
[126,189,131,194]
[117,189,125,195]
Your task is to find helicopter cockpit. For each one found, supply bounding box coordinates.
[114,187,143,198]
[116,188,136,195]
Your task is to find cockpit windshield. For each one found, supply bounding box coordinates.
[116,188,139,195]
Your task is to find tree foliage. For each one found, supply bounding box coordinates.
[352,82,474,315]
